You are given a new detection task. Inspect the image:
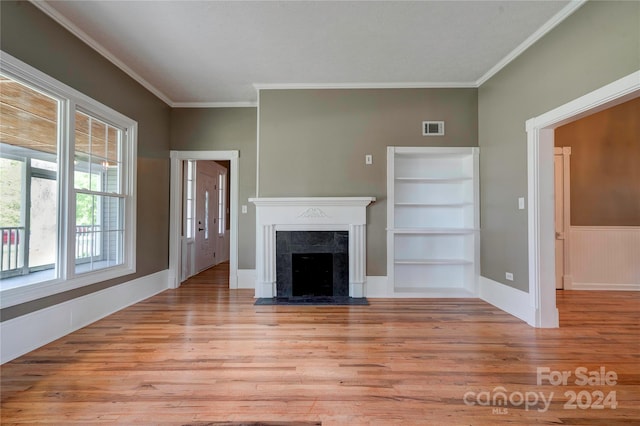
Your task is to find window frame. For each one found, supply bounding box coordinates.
[0,52,137,309]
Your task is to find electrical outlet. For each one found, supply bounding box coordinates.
[505,272,514,281]
[365,154,373,165]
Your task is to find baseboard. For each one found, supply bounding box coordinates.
[1,270,169,364]
[237,269,256,289]
[479,276,537,326]
[569,282,640,291]
[364,276,389,297]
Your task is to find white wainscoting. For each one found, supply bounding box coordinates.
[1,270,169,364]
[569,226,640,291]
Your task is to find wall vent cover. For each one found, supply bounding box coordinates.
[422,121,445,136]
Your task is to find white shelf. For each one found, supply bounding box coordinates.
[389,227,477,234]
[394,259,472,265]
[395,177,472,183]
[395,203,473,207]
[387,146,479,298]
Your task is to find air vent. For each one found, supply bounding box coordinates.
[422,121,445,136]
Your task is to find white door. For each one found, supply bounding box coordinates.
[554,147,571,290]
[195,161,219,272]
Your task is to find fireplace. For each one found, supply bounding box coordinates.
[249,197,375,298]
[276,230,348,298]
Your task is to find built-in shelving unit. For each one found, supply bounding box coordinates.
[387,146,479,297]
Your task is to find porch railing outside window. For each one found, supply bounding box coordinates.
[75,225,101,261]
[0,226,24,274]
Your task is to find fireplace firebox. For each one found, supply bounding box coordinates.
[276,231,348,298]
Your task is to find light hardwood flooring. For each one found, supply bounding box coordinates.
[1,263,639,425]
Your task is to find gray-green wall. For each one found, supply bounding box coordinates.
[170,108,257,269]
[0,1,171,321]
[259,89,478,275]
[478,0,640,292]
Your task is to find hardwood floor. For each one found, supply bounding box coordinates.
[1,263,639,425]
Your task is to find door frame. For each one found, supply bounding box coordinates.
[169,150,239,289]
[525,71,639,328]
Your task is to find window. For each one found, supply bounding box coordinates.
[0,52,137,308]
[218,171,226,235]
[183,161,194,239]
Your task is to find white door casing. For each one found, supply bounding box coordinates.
[169,150,239,290]
[525,71,639,328]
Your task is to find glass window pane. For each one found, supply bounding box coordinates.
[31,158,57,172]
[29,177,57,269]
[75,194,123,274]
[103,162,119,193]
[204,190,209,240]
[75,111,122,194]
[0,158,25,274]
[0,75,59,285]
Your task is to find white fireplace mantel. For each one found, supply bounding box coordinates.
[249,197,376,298]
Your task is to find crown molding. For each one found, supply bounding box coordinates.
[254,82,476,91]
[30,0,174,106]
[172,101,257,108]
[475,0,587,87]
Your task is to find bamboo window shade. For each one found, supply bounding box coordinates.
[1,76,119,163]
[0,76,58,155]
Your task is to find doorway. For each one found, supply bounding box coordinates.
[191,160,228,274]
[525,71,639,328]
[169,150,239,290]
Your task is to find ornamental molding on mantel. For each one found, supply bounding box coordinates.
[248,197,376,207]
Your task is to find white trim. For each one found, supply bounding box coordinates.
[525,71,640,328]
[476,0,587,86]
[570,282,640,291]
[1,269,169,364]
[237,269,256,289]
[254,82,475,91]
[479,276,538,326]
[249,197,376,207]
[364,276,388,297]
[169,150,240,290]
[29,0,173,107]
[256,89,261,197]
[173,102,258,108]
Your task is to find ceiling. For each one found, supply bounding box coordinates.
[35,1,583,107]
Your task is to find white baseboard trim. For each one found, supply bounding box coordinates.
[1,269,169,364]
[569,282,640,291]
[364,276,389,297]
[479,276,537,326]
[237,269,256,289]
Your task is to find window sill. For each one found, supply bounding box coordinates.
[0,264,136,309]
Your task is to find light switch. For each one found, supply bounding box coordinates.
[365,154,373,165]
[518,197,525,210]
[242,205,248,214]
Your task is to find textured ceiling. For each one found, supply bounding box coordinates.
[37,0,581,106]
